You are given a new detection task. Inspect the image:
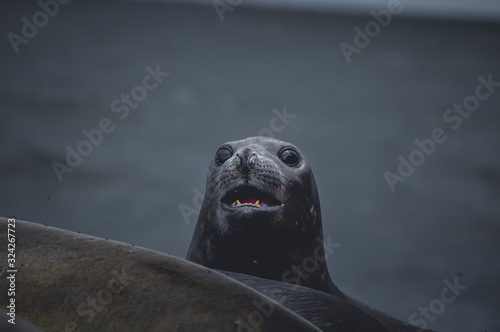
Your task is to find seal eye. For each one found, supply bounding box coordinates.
[215,147,232,166]
[279,148,300,167]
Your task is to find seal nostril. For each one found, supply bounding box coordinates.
[236,151,257,173]
[248,154,256,166]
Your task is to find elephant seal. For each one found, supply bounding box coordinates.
[187,137,434,332]
[0,218,321,332]
[186,136,341,296]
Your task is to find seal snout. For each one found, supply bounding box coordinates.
[235,149,257,174]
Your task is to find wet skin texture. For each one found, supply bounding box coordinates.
[187,136,434,332]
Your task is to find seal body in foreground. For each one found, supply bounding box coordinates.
[186,136,341,296]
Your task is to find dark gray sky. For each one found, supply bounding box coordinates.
[129,0,500,21]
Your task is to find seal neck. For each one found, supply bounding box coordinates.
[186,224,343,297]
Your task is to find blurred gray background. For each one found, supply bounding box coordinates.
[1,0,499,331]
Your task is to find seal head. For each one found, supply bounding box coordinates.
[187,137,340,295]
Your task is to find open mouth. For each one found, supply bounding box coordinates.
[221,186,281,208]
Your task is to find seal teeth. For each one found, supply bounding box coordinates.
[222,186,281,207]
